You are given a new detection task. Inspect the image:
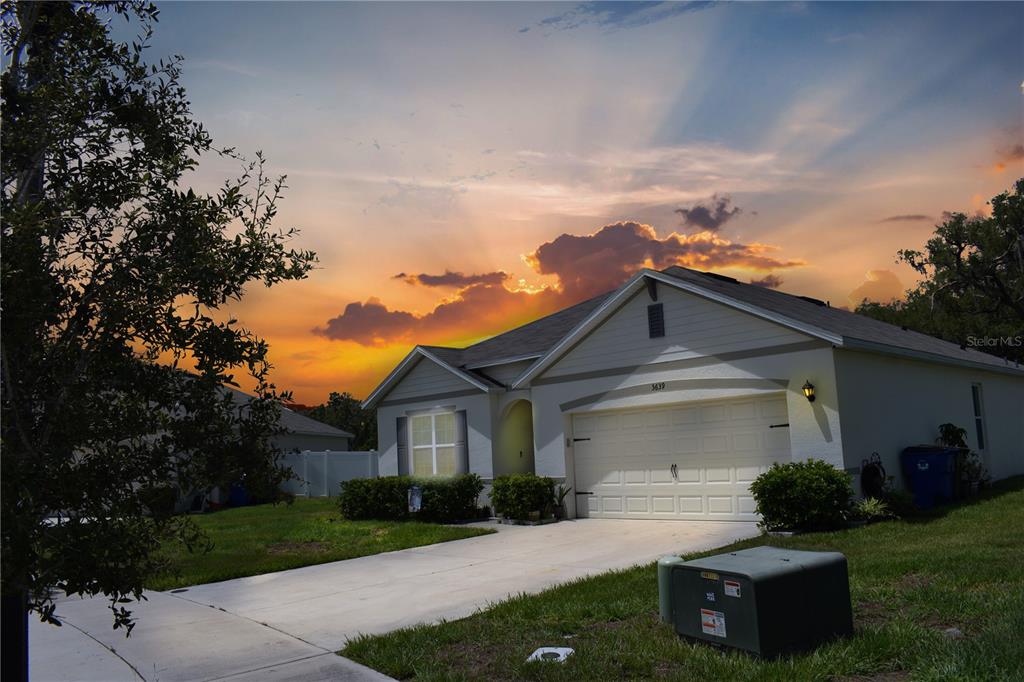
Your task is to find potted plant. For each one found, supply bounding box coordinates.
[960,451,989,496]
[553,484,572,519]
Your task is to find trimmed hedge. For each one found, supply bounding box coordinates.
[338,476,410,520]
[749,459,853,532]
[490,473,555,521]
[338,474,484,523]
[418,474,485,523]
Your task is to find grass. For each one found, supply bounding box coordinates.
[342,477,1024,681]
[147,498,493,591]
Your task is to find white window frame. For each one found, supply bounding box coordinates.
[410,412,456,476]
[971,383,987,452]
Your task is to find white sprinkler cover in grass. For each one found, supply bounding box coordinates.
[527,647,574,663]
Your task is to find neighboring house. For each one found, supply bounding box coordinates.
[363,266,1024,521]
[226,387,355,452]
[276,404,354,453]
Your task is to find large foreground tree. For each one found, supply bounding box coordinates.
[858,179,1024,364]
[1,1,316,675]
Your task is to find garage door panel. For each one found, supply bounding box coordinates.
[624,469,646,485]
[602,497,623,512]
[678,496,703,513]
[703,434,729,452]
[733,433,760,451]
[730,401,757,419]
[574,394,790,521]
[701,404,729,422]
[672,407,698,425]
[675,437,700,454]
[707,496,734,514]
[652,496,675,513]
[626,497,648,513]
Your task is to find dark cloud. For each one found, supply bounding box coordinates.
[878,214,932,223]
[313,299,417,346]
[526,221,804,299]
[320,221,805,346]
[994,142,1024,172]
[750,274,784,289]
[529,1,713,33]
[675,194,742,232]
[393,270,509,288]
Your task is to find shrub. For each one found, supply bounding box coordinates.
[749,459,853,532]
[338,476,411,520]
[416,474,485,522]
[882,488,918,518]
[853,497,894,522]
[490,473,555,520]
[338,474,485,523]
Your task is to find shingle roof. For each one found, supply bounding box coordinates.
[658,266,1019,373]
[419,292,612,370]
[370,265,1019,407]
[227,386,354,438]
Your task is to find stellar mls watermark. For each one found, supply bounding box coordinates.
[965,335,1023,348]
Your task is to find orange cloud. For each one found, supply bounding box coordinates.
[848,269,904,306]
[317,221,804,347]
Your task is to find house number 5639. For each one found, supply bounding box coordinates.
[651,382,665,392]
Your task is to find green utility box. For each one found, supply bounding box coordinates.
[670,546,853,657]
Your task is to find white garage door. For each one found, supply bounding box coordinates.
[572,394,791,520]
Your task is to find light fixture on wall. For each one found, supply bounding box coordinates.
[802,381,816,403]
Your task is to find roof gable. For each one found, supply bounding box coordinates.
[362,346,492,409]
[511,268,1022,387]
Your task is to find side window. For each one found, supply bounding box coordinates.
[971,384,986,451]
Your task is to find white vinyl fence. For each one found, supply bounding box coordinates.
[280,450,379,498]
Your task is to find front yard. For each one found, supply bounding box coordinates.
[343,477,1024,681]
[148,498,494,591]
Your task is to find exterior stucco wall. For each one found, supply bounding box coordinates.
[530,344,844,516]
[376,391,493,479]
[834,350,1024,486]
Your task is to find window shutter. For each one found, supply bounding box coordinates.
[455,410,469,474]
[396,416,409,476]
[647,303,665,338]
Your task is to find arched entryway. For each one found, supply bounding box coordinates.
[494,399,535,476]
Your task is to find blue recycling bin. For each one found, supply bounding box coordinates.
[228,483,250,507]
[900,447,958,509]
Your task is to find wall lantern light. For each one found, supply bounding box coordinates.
[802,381,816,403]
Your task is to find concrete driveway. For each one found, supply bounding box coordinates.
[32,518,757,681]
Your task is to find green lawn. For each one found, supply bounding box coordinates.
[148,498,493,591]
[342,478,1024,681]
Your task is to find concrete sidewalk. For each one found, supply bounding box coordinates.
[31,518,757,681]
[31,591,392,682]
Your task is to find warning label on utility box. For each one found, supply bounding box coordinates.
[723,579,741,598]
[700,608,727,638]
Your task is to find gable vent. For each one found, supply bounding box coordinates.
[647,303,665,338]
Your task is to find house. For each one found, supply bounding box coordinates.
[363,266,1024,520]
[276,404,354,453]
[226,386,355,452]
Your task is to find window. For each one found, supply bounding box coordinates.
[971,384,986,450]
[647,303,665,338]
[410,412,456,476]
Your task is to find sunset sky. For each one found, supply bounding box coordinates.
[144,1,1023,404]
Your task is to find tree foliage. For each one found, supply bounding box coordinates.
[303,391,377,450]
[1,1,316,632]
[857,179,1024,363]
